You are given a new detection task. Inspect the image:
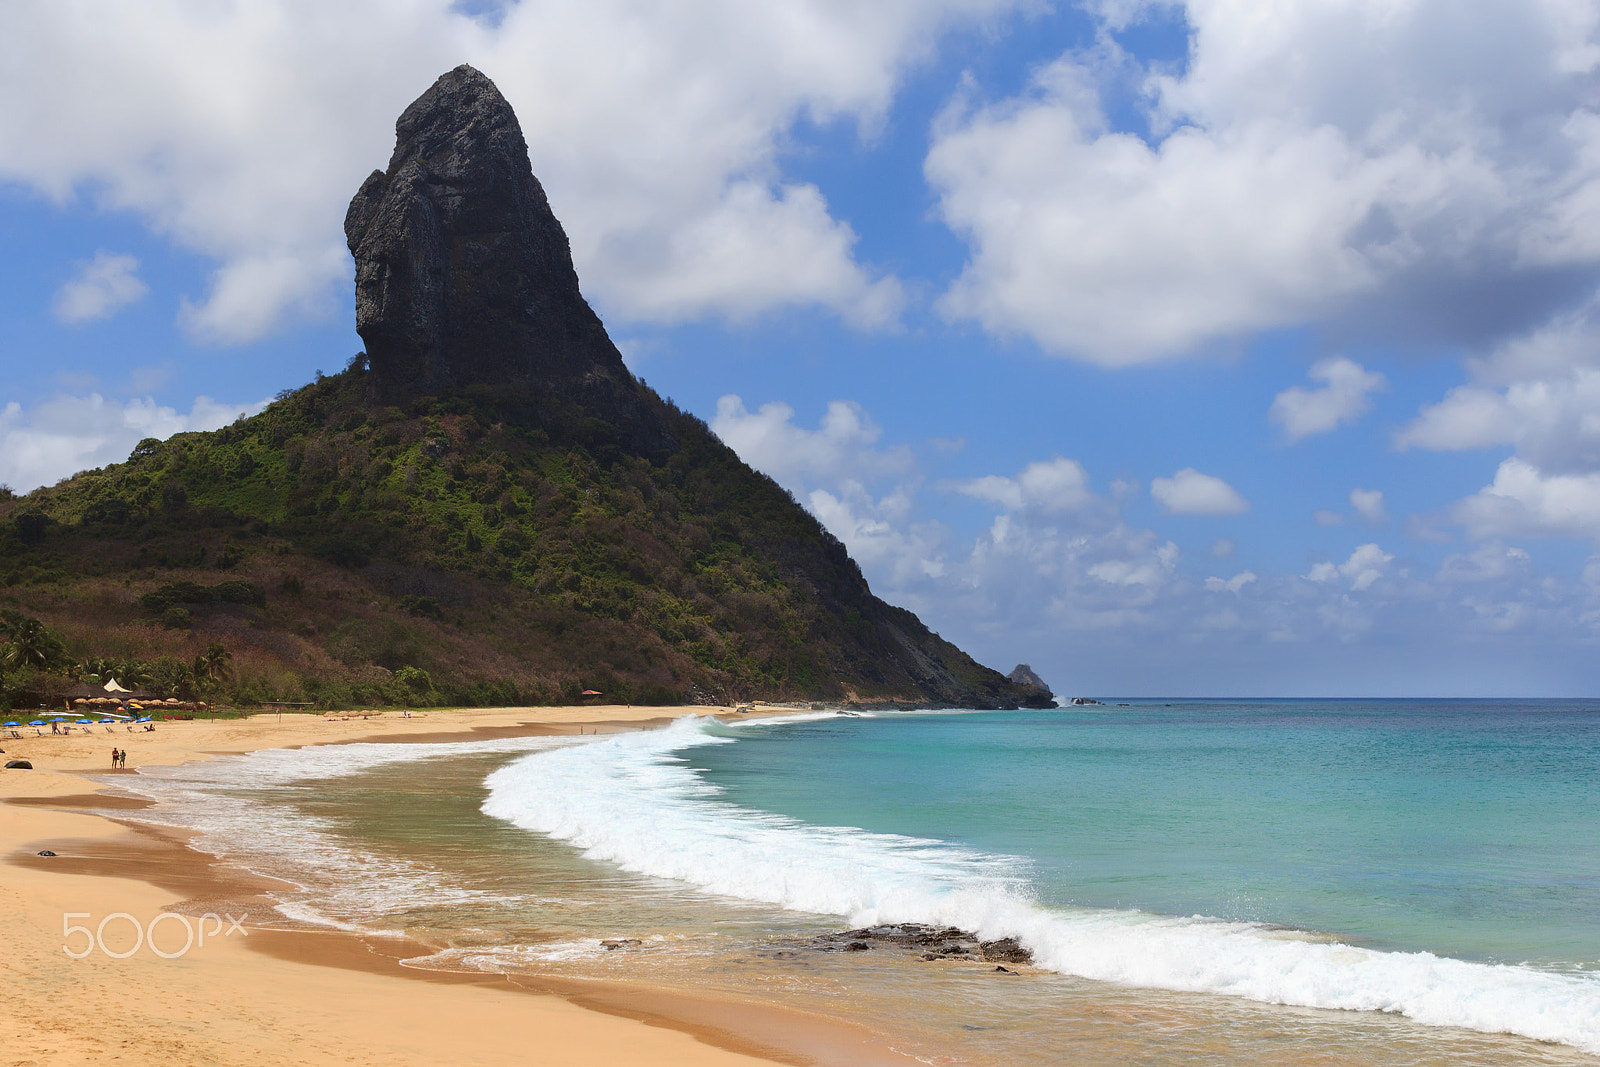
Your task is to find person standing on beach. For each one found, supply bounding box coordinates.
[111,747,119,768]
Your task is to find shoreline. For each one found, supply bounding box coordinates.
[1,704,917,1066]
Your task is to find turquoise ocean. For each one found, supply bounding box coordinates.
[120,701,1600,1065]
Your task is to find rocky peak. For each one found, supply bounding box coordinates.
[1007,663,1052,696]
[346,66,667,449]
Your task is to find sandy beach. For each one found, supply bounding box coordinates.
[0,705,912,1066]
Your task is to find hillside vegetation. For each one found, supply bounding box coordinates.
[0,362,1045,711]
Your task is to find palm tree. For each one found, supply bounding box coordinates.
[0,617,66,708]
[2,618,65,673]
[193,644,233,689]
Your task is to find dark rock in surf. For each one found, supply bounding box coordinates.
[979,937,1031,964]
[792,923,1032,967]
[4,759,32,770]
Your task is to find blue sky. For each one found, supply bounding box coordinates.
[5,1,1600,696]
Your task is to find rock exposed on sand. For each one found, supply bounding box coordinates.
[791,923,1032,967]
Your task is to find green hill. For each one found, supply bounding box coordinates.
[0,366,1049,711]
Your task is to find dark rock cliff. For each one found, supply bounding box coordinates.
[345,65,669,452]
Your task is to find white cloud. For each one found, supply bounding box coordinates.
[1304,543,1394,592]
[711,394,939,587]
[1270,357,1388,442]
[808,482,948,587]
[926,1,1600,362]
[1204,570,1257,593]
[952,457,1094,513]
[1315,509,1344,527]
[1150,468,1249,516]
[696,393,1600,692]
[1398,302,1600,471]
[0,2,1014,344]
[0,393,269,492]
[711,395,912,496]
[52,251,148,323]
[1437,542,1533,584]
[1453,457,1600,539]
[1350,488,1387,524]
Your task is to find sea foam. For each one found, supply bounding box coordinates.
[118,735,575,931]
[481,714,1600,1054]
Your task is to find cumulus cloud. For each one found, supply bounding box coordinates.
[1453,457,1600,539]
[1150,468,1249,516]
[1397,288,1600,540]
[926,1,1600,362]
[711,395,940,586]
[0,1,1010,343]
[1270,357,1388,442]
[0,393,269,492]
[705,394,1600,693]
[1350,488,1387,524]
[952,457,1094,513]
[52,251,148,323]
[1204,570,1257,593]
[1437,541,1533,584]
[1305,543,1395,591]
[711,395,912,495]
[1399,300,1600,471]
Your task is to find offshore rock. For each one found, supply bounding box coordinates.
[1007,663,1056,707]
[346,65,669,451]
[1007,663,1053,698]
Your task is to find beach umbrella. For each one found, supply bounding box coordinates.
[75,719,94,725]
[28,721,46,727]
[135,716,151,723]
[3,721,18,727]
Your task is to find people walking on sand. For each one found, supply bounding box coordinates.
[119,749,127,769]
[111,747,120,768]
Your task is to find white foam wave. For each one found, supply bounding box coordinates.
[481,715,1600,1053]
[271,900,409,938]
[731,709,873,728]
[115,735,579,929]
